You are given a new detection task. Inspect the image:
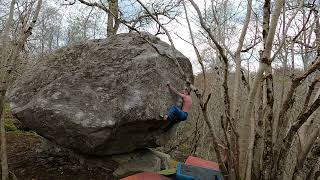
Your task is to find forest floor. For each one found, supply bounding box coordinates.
[5,131,116,180]
[3,103,116,180]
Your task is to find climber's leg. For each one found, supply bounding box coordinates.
[166,105,179,121]
[161,105,181,132]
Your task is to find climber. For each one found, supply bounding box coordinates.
[160,81,192,132]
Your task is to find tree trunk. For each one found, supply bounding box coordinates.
[252,84,264,180]
[292,140,320,180]
[241,0,285,179]
[275,80,320,179]
[0,90,8,180]
[232,1,252,177]
[293,128,319,180]
[107,0,118,36]
[41,15,45,57]
[0,0,16,178]
[261,65,275,180]
[232,0,252,124]
[0,0,42,175]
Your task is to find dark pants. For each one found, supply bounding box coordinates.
[163,105,188,132]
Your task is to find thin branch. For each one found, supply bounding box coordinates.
[78,0,112,14]
[204,93,211,110]
[174,32,193,46]
[183,0,206,96]
[302,77,320,112]
[271,3,313,61]
[188,0,228,64]
[241,39,262,53]
[135,0,185,78]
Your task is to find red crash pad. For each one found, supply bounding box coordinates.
[185,156,220,171]
[120,172,172,180]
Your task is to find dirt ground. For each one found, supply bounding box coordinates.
[5,132,116,180]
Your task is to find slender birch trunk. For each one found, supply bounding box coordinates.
[106,0,118,36]
[241,0,285,179]
[0,0,16,179]
[0,92,8,180]
[232,0,252,123]
[293,128,319,180]
[252,83,264,180]
[231,1,252,177]
[182,1,206,96]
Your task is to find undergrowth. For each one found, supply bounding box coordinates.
[4,103,36,135]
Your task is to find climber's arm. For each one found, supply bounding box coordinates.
[167,82,185,97]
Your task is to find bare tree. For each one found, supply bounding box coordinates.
[0,0,42,178]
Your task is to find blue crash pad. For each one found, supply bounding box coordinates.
[176,162,223,180]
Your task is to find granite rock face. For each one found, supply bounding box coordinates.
[7,32,193,155]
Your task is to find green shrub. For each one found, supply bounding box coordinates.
[4,103,18,132]
[5,120,18,131]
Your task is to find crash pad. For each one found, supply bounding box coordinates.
[158,168,176,175]
[120,172,172,180]
[185,156,220,171]
[176,163,223,180]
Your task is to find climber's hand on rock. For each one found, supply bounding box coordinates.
[166,82,171,87]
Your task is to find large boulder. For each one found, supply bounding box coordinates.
[7,32,193,155]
